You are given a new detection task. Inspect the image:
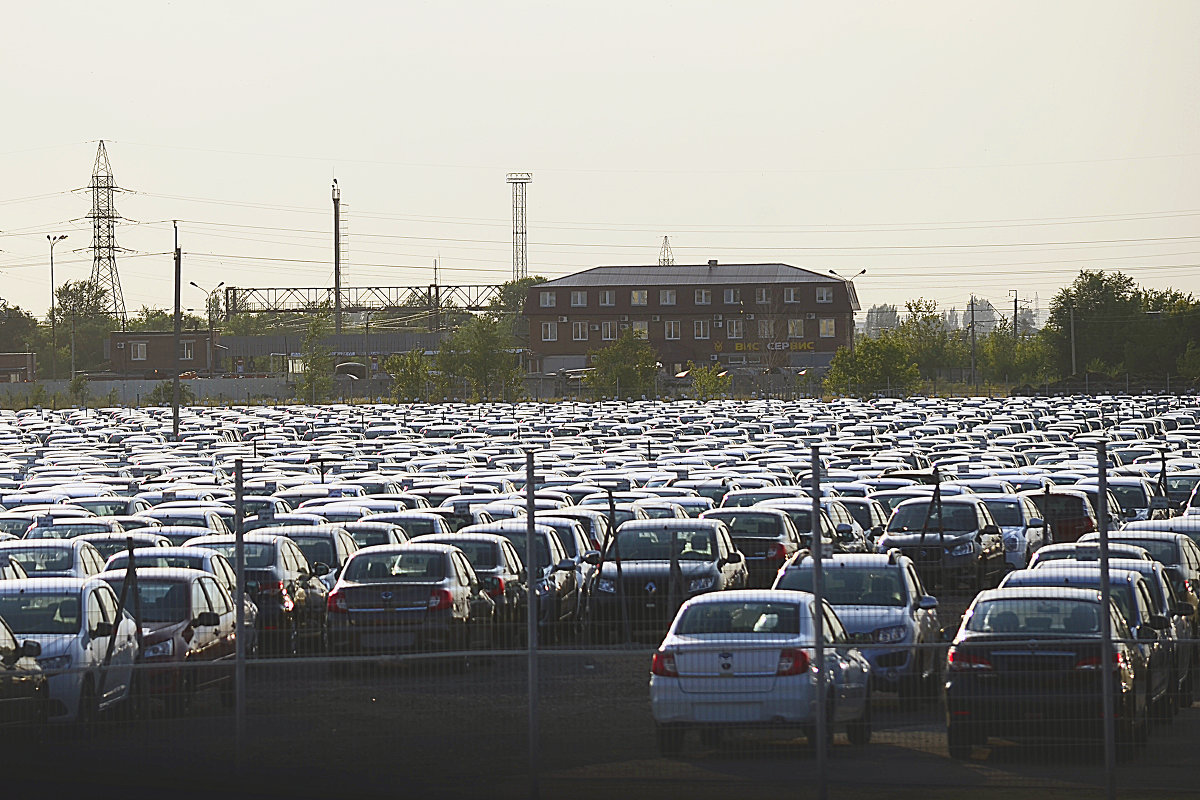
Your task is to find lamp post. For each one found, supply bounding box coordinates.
[47,234,67,382]
[189,280,224,376]
[828,269,865,353]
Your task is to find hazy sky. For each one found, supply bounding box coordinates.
[3,0,1198,324]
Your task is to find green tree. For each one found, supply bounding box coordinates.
[295,308,334,403]
[895,299,968,378]
[49,279,113,374]
[384,349,433,401]
[145,380,194,406]
[823,330,920,395]
[688,361,731,400]
[585,330,659,397]
[436,315,521,400]
[67,375,90,406]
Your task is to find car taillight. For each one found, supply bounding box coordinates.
[279,581,294,612]
[1082,517,1096,533]
[765,543,787,561]
[651,650,678,677]
[947,648,993,671]
[427,588,453,611]
[1185,579,1195,597]
[486,578,505,598]
[1075,651,1124,670]
[327,589,347,613]
[776,648,810,676]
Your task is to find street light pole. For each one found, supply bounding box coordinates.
[189,280,224,376]
[47,234,67,382]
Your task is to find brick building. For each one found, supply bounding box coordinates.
[107,330,219,378]
[524,262,860,376]
[0,353,36,382]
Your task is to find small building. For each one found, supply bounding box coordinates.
[0,353,36,382]
[107,330,219,378]
[523,262,860,377]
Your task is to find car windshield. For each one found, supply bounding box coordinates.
[675,601,802,635]
[497,533,551,569]
[27,523,113,539]
[707,513,781,538]
[451,542,497,569]
[1028,494,1088,520]
[0,591,81,634]
[1108,485,1147,510]
[106,580,189,623]
[777,567,907,606]
[3,547,73,573]
[842,504,873,530]
[77,500,128,516]
[349,530,393,547]
[966,598,1103,635]
[888,502,978,532]
[108,554,204,571]
[609,529,715,561]
[195,542,275,568]
[982,501,1023,527]
[342,552,445,582]
[291,538,335,567]
[0,519,32,536]
[1110,538,1177,564]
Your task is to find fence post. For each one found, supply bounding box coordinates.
[1096,442,1116,800]
[234,458,246,764]
[525,450,540,800]
[810,444,828,800]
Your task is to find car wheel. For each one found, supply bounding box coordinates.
[846,695,872,746]
[656,725,685,757]
[947,723,973,760]
[698,728,723,748]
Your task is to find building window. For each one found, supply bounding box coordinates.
[784,288,799,303]
[180,340,194,361]
[788,319,805,338]
[816,287,834,304]
[659,289,676,306]
[572,321,588,341]
[727,318,744,339]
[601,321,617,341]
[631,320,648,338]
[570,291,587,307]
[630,289,648,306]
[130,342,147,361]
[542,322,558,342]
[819,318,836,338]
[723,288,741,305]
[694,320,710,340]
[757,319,774,339]
[726,355,746,365]
[695,289,711,305]
[540,291,556,308]
[664,320,680,340]
[755,288,770,304]
[599,290,615,307]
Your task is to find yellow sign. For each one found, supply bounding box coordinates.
[727,341,813,352]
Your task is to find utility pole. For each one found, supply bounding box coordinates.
[969,295,977,393]
[47,234,67,382]
[333,179,342,334]
[1069,304,1077,376]
[172,222,182,441]
[1011,290,1019,345]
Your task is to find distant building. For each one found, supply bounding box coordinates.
[0,353,36,382]
[523,262,860,376]
[107,331,219,378]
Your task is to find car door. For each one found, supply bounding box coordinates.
[454,553,492,647]
[200,577,237,662]
[0,620,38,724]
[823,603,868,720]
[85,587,124,707]
[189,578,220,665]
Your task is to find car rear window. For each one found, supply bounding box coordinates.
[708,513,782,537]
[777,567,906,606]
[343,552,445,582]
[3,547,73,573]
[675,601,801,635]
[195,542,275,568]
[967,598,1101,634]
[0,591,80,634]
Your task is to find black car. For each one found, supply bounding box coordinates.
[274,524,360,589]
[181,533,329,656]
[590,519,747,641]
[875,496,1005,592]
[409,533,526,643]
[0,615,46,728]
[342,521,409,549]
[945,586,1149,758]
[699,507,803,588]
[326,543,495,655]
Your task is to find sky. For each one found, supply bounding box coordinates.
[2,0,1199,326]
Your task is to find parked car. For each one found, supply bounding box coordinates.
[76,531,172,562]
[977,494,1048,570]
[874,496,1005,592]
[773,550,941,703]
[699,507,805,587]
[0,614,48,729]
[945,586,1149,758]
[0,577,137,722]
[98,567,237,714]
[650,589,872,755]
[1020,489,1099,543]
[341,521,409,549]
[0,540,107,579]
[326,543,495,655]
[409,533,527,643]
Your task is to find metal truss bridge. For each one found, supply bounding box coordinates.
[223,284,505,317]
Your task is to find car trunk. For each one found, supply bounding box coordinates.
[671,638,795,694]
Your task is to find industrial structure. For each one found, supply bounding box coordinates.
[506,172,532,281]
[87,141,127,325]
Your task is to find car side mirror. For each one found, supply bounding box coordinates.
[1149,614,1169,631]
[869,525,884,538]
[983,524,1000,536]
[917,596,939,610]
[1028,517,1045,528]
[481,576,502,595]
[1137,626,1157,641]
[1174,603,1195,617]
[311,562,331,577]
[20,640,40,659]
[194,611,220,627]
[583,550,601,566]
[554,558,575,573]
[91,621,114,638]
[719,552,744,567]
[518,568,528,583]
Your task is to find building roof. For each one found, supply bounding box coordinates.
[535,263,860,308]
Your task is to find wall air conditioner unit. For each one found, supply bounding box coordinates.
[714,320,723,328]
[806,313,817,320]
[710,354,719,361]
[620,315,630,322]
[590,324,600,331]
[652,315,661,322]
[713,313,723,321]
[558,316,568,323]
[116,342,125,349]
[746,314,755,320]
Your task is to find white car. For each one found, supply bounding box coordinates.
[0,577,137,722]
[649,589,872,755]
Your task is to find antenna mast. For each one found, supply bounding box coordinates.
[658,236,675,266]
[88,141,127,325]
[506,172,532,281]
